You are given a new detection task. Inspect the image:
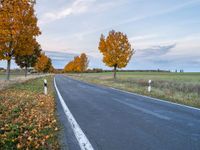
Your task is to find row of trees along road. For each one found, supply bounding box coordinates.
[15,42,41,77]
[64,53,89,73]
[98,30,134,79]
[0,0,44,80]
[35,53,54,73]
[63,30,133,79]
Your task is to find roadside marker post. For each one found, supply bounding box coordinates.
[44,79,47,95]
[148,80,151,93]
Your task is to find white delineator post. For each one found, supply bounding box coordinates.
[148,80,152,93]
[44,79,47,95]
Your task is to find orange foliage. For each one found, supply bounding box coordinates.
[80,53,89,72]
[0,0,41,80]
[98,30,134,78]
[64,61,75,72]
[64,53,88,73]
[0,0,41,60]
[34,53,53,73]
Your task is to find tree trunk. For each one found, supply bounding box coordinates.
[113,65,117,79]
[25,66,28,77]
[6,59,11,80]
[6,41,13,80]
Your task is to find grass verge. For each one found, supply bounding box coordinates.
[0,75,59,149]
[67,72,200,108]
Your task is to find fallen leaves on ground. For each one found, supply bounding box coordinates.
[0,89,59,149]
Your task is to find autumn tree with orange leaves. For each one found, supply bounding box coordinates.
[0,0,41,80]
[98,30,134,79]
[15,41,42,77]
[64,61,75,72]
[80,53,89,72]
[73,56,81,72]
[34,53,53,73]
[64,53,88,73]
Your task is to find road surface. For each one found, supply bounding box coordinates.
[55,75,200,150]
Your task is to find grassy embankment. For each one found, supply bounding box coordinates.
[0,73,40,80]
[0,76,59,149]
[0,74,24,80]
[68,72,200,108]
[0,70,28,80]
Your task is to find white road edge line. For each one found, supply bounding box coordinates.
[109,87,200,111]
[54,77,94,150]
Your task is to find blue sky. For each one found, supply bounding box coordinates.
[1,0,200,71]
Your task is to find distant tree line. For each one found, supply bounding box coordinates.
[83,69,187,73]
[84,69,171,73]
[86,68,103,73]
[175,69,184,73]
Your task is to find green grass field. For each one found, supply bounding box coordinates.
[68,72,200,108]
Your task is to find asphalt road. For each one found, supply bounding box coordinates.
[55,75,200,150]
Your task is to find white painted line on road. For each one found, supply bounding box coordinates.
[113,98,171,120]
[54,78,94,150]
[110,87,200,111]
[64,76,200,111]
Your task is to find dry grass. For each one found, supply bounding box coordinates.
[0,74,50,91]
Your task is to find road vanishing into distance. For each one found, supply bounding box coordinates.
[54,75,200,150]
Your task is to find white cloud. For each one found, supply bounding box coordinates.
[39,0,126,25]
[39,0,96,25]
[167,35,200,57]
[133,34,200,63]
[66,0,200,38]
[129,34,158,41]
